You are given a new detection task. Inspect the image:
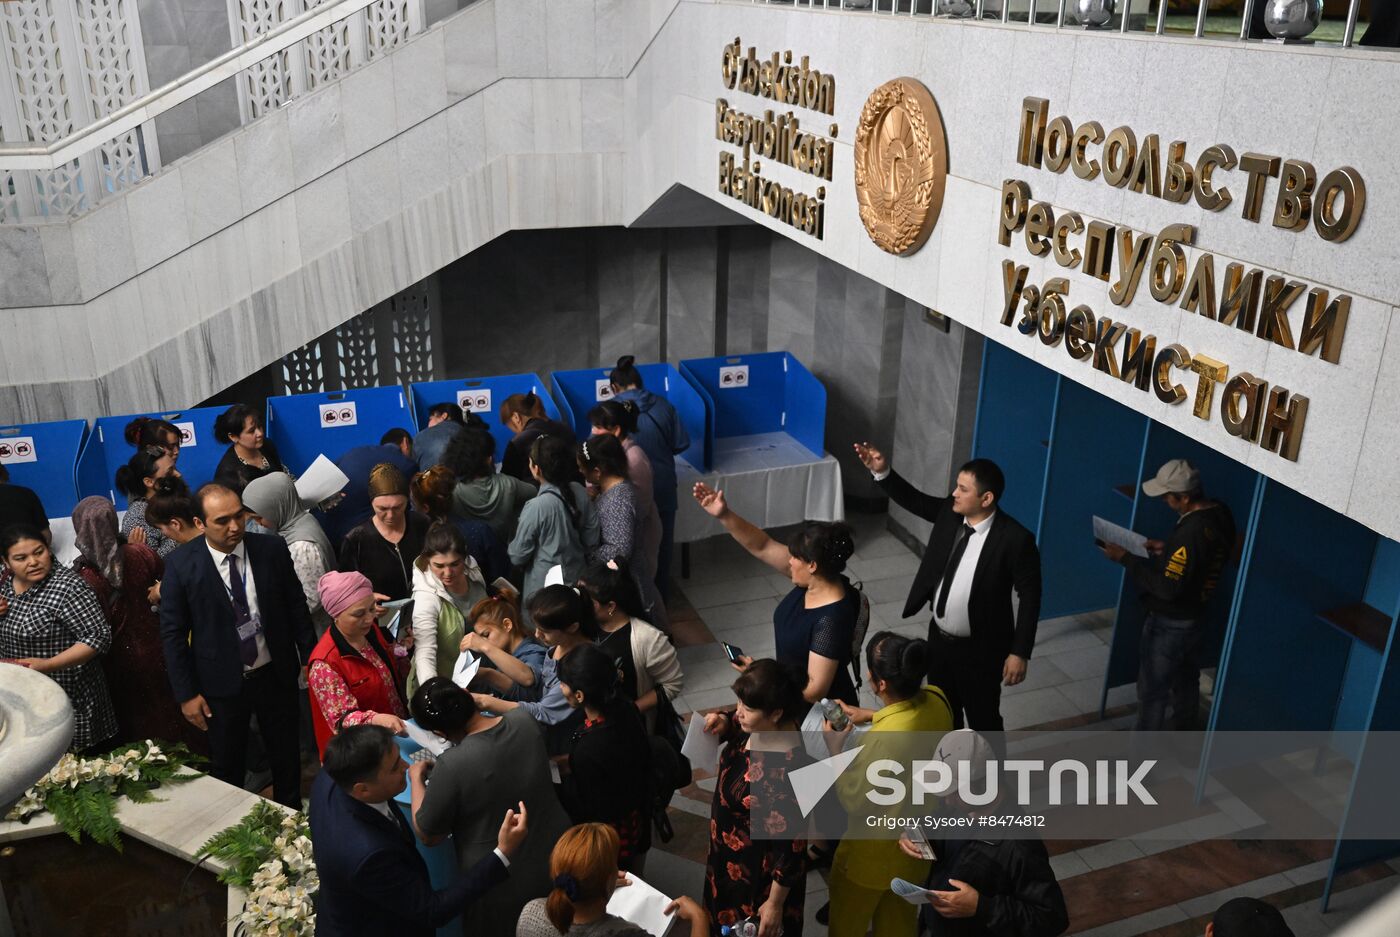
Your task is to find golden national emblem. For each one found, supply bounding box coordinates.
[854,77,947,256]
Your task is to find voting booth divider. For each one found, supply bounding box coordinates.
[265,387,416,476]
[76,407,228,509]
[679,351,827,467]
[0,419,87,519]
[550,363,710,469]
[409,373,561,467]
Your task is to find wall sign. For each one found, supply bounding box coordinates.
[319,402,358,428]
[595,379,615,402]
[854,77,947,257]
[174,421,197,447]
[719,365,750,388]
[457,389,493,414]
[0,436,37,464]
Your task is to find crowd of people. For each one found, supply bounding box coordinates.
[0,348,1272,937]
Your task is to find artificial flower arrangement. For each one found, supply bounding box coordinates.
[199,800,318,936]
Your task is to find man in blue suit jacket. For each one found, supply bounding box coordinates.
[311,725,527,936]
[159,483,316,808]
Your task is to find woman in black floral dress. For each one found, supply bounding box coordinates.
[702,659,810,937]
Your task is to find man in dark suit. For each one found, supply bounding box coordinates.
[855,443,1042,732]
[311,725,527,937]
[159,483,316,807]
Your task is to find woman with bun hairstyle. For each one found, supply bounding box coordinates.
[213,403,288,487]
[821,632,955,937]
[500,391,579,485]
[700,659,811,937]
[472,584,595,753]
[509,436,599,615]
[693,482,860,707]
[554,643,653,872]
[607,356,689,599]
[576,561,681,734]
[577,433,666,630]
[461,593,549,699]
[116,447,187,558]
[516,823,708,937]
[410,677,573,937]
[124,416,182,461]
[587,399,661,579]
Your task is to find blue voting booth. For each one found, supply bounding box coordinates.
[409,373,561,467]
[550,362,709,469]
[680,351,826,468]
[0,419,87,519]
[266,387,416,475]
[76,407,228,509]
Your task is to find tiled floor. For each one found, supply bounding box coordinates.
[650,509,1399,936]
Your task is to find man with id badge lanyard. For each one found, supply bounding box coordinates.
[160,483,317,808]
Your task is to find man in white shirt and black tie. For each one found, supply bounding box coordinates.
[159,483,316,807]
[855,444,1042,732]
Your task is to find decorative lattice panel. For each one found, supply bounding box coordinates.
[390,285,434,382]
[231,0,297,119]
[335,312,379,388]
[281,340,325,394]
[364,0,412,60]
[301,0,353,90]
[74,0,149,196]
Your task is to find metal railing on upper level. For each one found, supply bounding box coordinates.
[743,0,1372,48]
[0,0,426,221]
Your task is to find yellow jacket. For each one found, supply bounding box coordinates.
[832,685,954,890]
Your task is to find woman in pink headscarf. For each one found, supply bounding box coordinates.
[307,570,409,759]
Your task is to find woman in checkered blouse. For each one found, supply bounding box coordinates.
[0,523,118,752]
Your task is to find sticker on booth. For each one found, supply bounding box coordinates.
[457,389,493,414]
[719,365,750,389]
[595,379,615,402]
[0,436,37,464]
[174,422,197,447]
[319,402,359,428]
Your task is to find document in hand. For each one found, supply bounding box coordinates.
[451,650,480,689]
[544,564,565,587]
[607,874,676,937]
[1092,515,1150,559]
[890,877,936,905]
[680,714,722,770]
[295,454,350,506]
[403,720,449,757]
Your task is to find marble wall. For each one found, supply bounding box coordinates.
[138,0,241,163]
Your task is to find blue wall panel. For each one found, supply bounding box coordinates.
[970,340,1056,538]
[77,407,228,509]
[266,387,415,475]
[409,374,560,467]
[0,419,87,518]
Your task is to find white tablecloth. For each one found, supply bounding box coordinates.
[673,432,845,544]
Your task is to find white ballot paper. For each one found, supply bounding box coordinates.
[607,874,676,937]
[1092,515,1150,559]
[544,564,565,587]
[451,650,480,689]
[680,714,721,770]
[890,877,936,906]
[296,455,350,505]
[403,720,449,757]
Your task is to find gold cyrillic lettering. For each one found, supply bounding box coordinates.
[1153,344,1189,405]
[1256,275,1305,350]
[1149,224,1195,304]
[1065,306,1096,360]
[1272,159,1315,231]
[1071,121,1104,181]
[1103,126,1137,188]
[1044,116,1073,173]
[1001,261,1029,326]
[1082,221,1114,281]
[1218,263,1263,334]
[1314,167,1367,243]
[999,180,1031,247]
[1017,284,1041,336]
[1259,386,1309,461]
[1298,289,1349,365]
[1222,374,1266,443]
[1180,254,1217,320]
[1093,317,1127,378]
[1128,133,1162,197]
[1108,227,1152,306]
[1038,278,1069,347]
[1188,354,1229,420]
[1163,141,1194,204]
[1121,329,1156,393]
[1052,212,1084,269]
[1239,152,1281,223]
[1025,202,1055,257]
[1195,144,1237,212]
[1018,97,1049,168]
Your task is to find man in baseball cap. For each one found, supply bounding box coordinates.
[1099,460,1237,732]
